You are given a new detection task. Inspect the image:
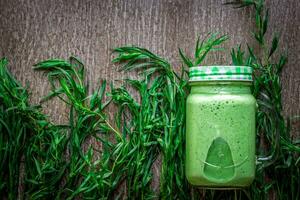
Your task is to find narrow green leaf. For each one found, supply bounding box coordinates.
[269,35,279,58]
[178,48,193,67]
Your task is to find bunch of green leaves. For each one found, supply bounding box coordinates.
[31,57,130,199]
[1,49,192,199]
[0,58,57,199]
[30,51,187,199]
[179,33,229,67]
[0,57,27,199]
[227,0,300,199]
[112,46,191,199]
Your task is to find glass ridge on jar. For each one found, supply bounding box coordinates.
[185,66,256,188]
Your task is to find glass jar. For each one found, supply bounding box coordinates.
[185,66,256,188]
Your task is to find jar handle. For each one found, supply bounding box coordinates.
[255,104,280,168]
[256,132,279,167]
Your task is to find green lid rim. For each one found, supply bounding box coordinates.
[189,65,253,70]
[189,66,253,82]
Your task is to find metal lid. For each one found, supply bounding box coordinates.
[189,66,253,82]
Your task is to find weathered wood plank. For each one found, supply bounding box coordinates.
[0,0,299,198]
[0,0,299,124]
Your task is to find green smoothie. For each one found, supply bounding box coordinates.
[186,66,256,188]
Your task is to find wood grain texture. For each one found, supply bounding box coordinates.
[1,0,298,122]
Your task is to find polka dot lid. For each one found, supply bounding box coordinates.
[189,66,253,82]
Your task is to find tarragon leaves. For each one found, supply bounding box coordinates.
[34,57,122,139]
[113,46,190,199]
[179,33,229,67]
[112,46,170,73]
[231,45,246,65]
[228,1,299,199]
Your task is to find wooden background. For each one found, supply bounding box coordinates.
[0,0,299,128]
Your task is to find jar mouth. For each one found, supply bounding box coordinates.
[189,66,253,82]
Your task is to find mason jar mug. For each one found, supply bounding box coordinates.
[185,66,256,188]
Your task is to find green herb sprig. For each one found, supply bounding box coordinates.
[179,33,229,67]
[0,58,56,199]
[227,0,300,199]
[112,46,190,199]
